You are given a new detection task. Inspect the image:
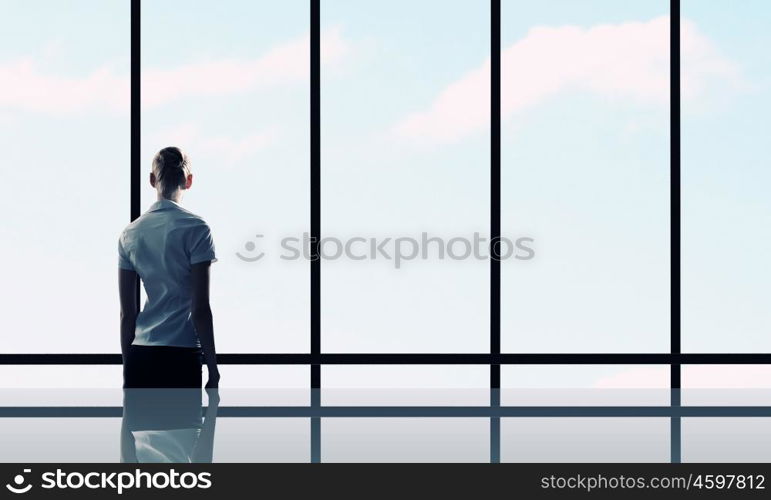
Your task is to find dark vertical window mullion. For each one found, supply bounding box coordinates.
[310,0,321,464]
[490,0,502,464]
[490,0,501,390]
[310,0,321,386]
[670,0,682,464]
[131,0,141,312]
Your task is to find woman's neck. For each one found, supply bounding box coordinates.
[157,192,183,204]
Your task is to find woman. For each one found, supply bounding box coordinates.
[118,146,219,389]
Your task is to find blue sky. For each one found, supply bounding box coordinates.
[501,1,670,353]
[0,0,130,359]
[681,0,771,352]
[0,1,769,386]
[141,0,311,353]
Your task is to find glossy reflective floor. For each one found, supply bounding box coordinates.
[2,388,771,462]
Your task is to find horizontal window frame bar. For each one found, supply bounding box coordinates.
[2,405,771,418]
[2,353,771,365]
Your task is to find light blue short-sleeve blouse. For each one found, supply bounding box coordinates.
[118,199,216,348]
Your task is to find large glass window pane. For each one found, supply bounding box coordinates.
[682,365,771,407]
[321,418,489,462]
[321,0,490,353]
[215,419,310,462]
[682,1,771,352]
[501,418,670,462]
[141,0,309,353]
[0,419,120,463]
[322,365,489,406]
[683,418,771,463]
[0,0,129,353]
[501,365,670,406]
[501,0,670,353]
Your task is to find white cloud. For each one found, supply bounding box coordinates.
[0,58,128,114]
[148,122,278,164]
[680,18,743,100]
[0,28,349,115]
[142,27,349,108]
[393,16,741,144]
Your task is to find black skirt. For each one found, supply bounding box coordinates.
[123,344,203,389]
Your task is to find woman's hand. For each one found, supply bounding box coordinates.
[205,366,220,389]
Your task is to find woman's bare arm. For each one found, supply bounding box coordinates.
[118,269,139,360]
[191,261,219,388]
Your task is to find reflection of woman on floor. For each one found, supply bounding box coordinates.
[121,389,220,463]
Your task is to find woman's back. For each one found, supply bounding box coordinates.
[119,199,216,348]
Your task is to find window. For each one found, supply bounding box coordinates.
[501,0,670,353]
[501,365,670,406]
[321,418,489,462]
[682,0,771,352]
[1,0,769,464]
[0,0,129,354]
[321,0,490,353]
[501,418,670,463]
[141,0,310,353]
